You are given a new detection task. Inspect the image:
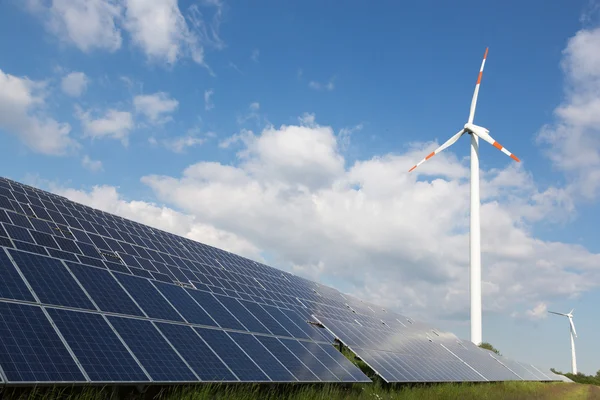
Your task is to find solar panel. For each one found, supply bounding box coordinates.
[0,177,558,387]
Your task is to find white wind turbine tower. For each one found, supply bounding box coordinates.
[408,48,520,345]
[549,309,578,374]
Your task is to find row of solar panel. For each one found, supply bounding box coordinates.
[0,300,370,384]
[0,222,360,334]
[0,198,352,316]
[0,213,370,329]
[2,179,431,349]
[0,247,336,344]
[315,315,557,383]
[0,179,307,287]
[0,178,366,318]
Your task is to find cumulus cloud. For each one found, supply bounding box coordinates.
[76,106,134,144]
[537,27,600,199]
[27,0,225,67]
[61,71,89,97]
[526,302,548,320]
[81,155,103,172]
[28,0,123,52]
[133,92,178,123]
[0,68,76,155]
[123,0,223,66]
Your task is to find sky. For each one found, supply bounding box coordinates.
[0,0,599,375]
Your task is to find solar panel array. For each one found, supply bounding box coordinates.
[313,313,558,383]
[0,177,559,386]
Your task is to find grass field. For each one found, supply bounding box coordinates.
[2,382,599,400]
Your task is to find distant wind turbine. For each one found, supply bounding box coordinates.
[549,309,578,374]
[408,48,520,345]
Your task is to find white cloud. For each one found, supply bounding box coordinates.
[162,135,206,153]
[309,77,335,91]
[28,0,123,52]
[204,89,214,111]
[0,68,76,155]
[133,92,178,123]
[249,102,260,111]
[61,71,89,97]
[123,0,223,66]
[525,302,548,320]
[251,48,259,62]
[76,106,134,144]
[537,27,600,199]
[81,155,103,172]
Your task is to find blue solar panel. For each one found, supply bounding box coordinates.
[185,289,246,331]
[114,273,183,321]
[195,328,269,381]
[107,316,197,382]
[9,249,95,310]
[47,308,149,382]
[227,332,297,382]
[298,340,357,382]
[0,301,85,383]
[66,263,145,316]
[155,323,237,382]
[153,281,217,326]
[279,338,339,381]
[254,335,319,382]
[0,249,35,302]
[239,300,291,337]
[214,295,271,334]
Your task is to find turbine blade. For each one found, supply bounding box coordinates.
[468,47,489,124]
[569,317,577,338]
[408,129,465,172]
[470,126,520,162]
[548,311,568,316]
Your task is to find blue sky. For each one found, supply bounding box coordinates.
[1,0,599,375]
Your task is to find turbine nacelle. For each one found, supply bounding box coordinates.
[464,123,489,137]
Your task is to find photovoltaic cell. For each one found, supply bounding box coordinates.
[0,249,35,302]
[47,308,149,382]
[0,301,85,383]
[195,327,269,382]
[153,281,217,326]
[279,338,339,381]
[254,335,319,382]
[107,316,197,382]
[9,249,95,310]
[185,289,245,331]
[114,273,183,322]
[66,263,144,317]
[214,295,271,334]
[155,323,237,382]
[227,332,297,382]
[239,300,291,337]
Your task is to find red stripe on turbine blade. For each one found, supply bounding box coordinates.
[476,71,483,85]
[492,141,503,150]
[425,152,435,160]
[408,165,417,172]
[510,154,520,162]
[483,47,489,60]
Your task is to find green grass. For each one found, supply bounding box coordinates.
[1,382,596,400]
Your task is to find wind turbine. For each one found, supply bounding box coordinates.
[549,309,578,374]
[408,48,520,345]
